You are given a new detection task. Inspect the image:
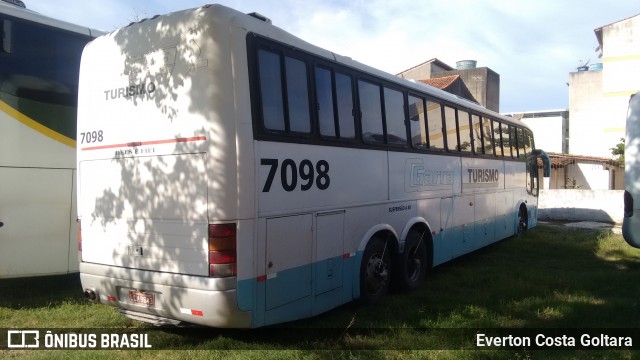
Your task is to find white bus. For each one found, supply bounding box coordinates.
[0,0,100,278]
[623,92,640,247]
[77,4,550,328]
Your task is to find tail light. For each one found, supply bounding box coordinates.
[208,223,237,277]
[624,191,634,217]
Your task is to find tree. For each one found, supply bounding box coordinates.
[610,138,625,165]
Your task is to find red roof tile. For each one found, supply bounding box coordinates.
[419,75,460,90]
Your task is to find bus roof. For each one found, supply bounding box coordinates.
[0,0,104,37]
[195,4,528,129]
[103,3,526,130]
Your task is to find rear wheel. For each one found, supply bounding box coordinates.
[359,237,391,304]
[396,229,428,291]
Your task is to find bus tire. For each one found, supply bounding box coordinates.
[396,229,428,291]
[359,237,391,304]
[517,205,528,235]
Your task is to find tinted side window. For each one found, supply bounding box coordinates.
[502,123,512,157]
[257,50,311,134]
[258,49,285,131]
[493,120,503,156]
[458,109,471,153]
[525,129,534,156]
[472,114,483,154]
[285,56,311,133]
[335,72,355,139]
[359,80,384,144]
[427,100,444,150]
[517,128,526,158]
[315,66,335,137]
[444,106,458,151]
[0,18,91,140]
[409,95,427,149]
[383,87,407,145]
[482,117,494,156]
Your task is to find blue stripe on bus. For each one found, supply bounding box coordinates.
[236,208,527,327]
[236,252,362,328]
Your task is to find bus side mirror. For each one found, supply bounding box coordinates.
[530,149,550,178]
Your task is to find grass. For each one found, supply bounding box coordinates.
[1,225,640,359]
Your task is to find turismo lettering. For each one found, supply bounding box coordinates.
[104,82,156,100]
[467,168,499,183]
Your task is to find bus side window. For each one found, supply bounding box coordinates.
[284,56,311,133]
[493,120,503,156]
[458,109,471,153]
[524,129,534,156]
[2,19,11,54]
[472,114,482,154]
[482,117,494,156]
[358,80,384,144]
[427,100,444,150]
[383,87,407,146]
[409,95,427,149]
[335,72,355,139]
[516,127,525,158]
[502,123,512,157]
[444,106,458,152]
[257,50,311,134]
[258,49,285,131]
[315,66,335,137]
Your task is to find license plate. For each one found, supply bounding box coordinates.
[129,291,155,306]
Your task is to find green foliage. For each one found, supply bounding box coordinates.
[610,137,625,165]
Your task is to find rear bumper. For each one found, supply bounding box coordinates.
[80,262,252,328]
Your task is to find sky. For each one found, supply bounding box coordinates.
[24,0,640,113]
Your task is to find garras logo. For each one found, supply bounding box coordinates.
[104,82,156,100]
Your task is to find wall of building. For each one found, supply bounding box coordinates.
[568,69,611,156]
[538,189,624,223]
[433,68,500,112]
[568,14,639,158]
[602,14,640,97]
[518,111,568,153]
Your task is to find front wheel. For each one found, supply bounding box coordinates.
[359,237,391,304]
[517,206,528,235]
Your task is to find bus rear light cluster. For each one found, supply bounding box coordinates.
[208,223,237,278]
